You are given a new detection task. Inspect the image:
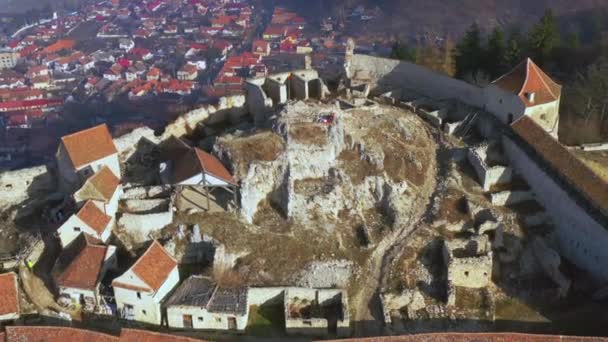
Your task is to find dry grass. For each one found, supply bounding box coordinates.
[219,131,285,178]
[573,150,608,183]
[293,177,329,196]
[338,149,381,185]
[289,123,328,146]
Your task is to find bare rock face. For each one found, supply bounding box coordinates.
[218,101,437,229]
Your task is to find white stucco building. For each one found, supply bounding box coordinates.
[57,200,114,248]
[112,241,179,325]
[73,166,122,217]
[166,276,249,331]
[52,233,117,309]
[484,58,562,138]
[56,124,121,193]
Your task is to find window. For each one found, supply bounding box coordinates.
[499,98,503,104]
[142,310,147,315]
[74,227,81,232]
[137,292,141,299]
[464,271,469,277]
[198,317,204,322]
[215,317,222,323]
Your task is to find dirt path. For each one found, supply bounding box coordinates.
[350,133,452,337]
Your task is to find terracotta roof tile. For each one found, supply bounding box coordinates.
[0,272,19,316]
[87,166,120,202]
[6,326,118,342]
[323,333,608,342]
[53,233,108,290]
[511,116,608,216]
[76,200,112,235]
[119,329,209,342]
[61,124,117,169]
[114,241,176,293]
[194,148,236,184]
[492,58,562,108]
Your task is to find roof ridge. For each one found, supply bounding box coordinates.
[527,59,558,100]
[61,123,109,142]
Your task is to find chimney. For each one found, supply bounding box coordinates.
[526,92,536,103]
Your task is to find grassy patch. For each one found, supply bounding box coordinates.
[494,297,548,323]
[246,305,285,336]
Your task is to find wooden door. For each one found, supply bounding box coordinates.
[183,314,193,329]
[228,317,237,330]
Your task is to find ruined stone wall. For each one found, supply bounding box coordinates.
[160,95,247,140]
[350,54,484,107]
[467,148,512,191]
[502,136,608,282]
[448,255,493,289]
[490,190,534,206]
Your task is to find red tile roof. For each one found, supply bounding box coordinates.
[60,124,118,168]
[325,333,608,341]
[6,326,117,342]
[43,39,76,54]
[493,58,562,107]
[86,166,120,202]
[0,272,19,317]
[54,234,109,290]
[119,329,208,342]
[194,148,236,185]
[0,98,63,112]
[113,241,177,293]
[76,201,112,235]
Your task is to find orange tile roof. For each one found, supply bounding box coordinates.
[0,272,19,316]
[43,39,76,54]
[76,201,112,235]
[54,233,109,290]
[492,58,562,108]
[324,333,608,341]
[195,148,236,184]
[61,124,118,169]
[87,166,120,202]
[119,329,209,342]
[114,241,176,293]
[6,326,118,342]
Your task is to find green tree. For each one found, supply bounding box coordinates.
[528,9,560,65]
[390,41,415,62]
[484,27,507,78]
[455,23,484,79]
[504,31,524,69]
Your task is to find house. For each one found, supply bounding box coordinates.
[177,64,198,81]
[104,64,124,81]
[57,200,113,247]
[484,58,562,137]
[166,276,249,331]
[73,166,122,216]
[263,25,286,40]
[52,233,117,310]
[112,241,179,325]
[31,75,51,89]
[26,65,49,79]
[56,124,120,192]
[159,141,236,187]
[284,288,350,337]
[0,272,20,322]
[252,39,270,57]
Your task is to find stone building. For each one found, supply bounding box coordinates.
[56,124,121,193]
[284,288,350,337]
[166,275,249,331]
[112,241,179,325]
[52,233,117,310]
